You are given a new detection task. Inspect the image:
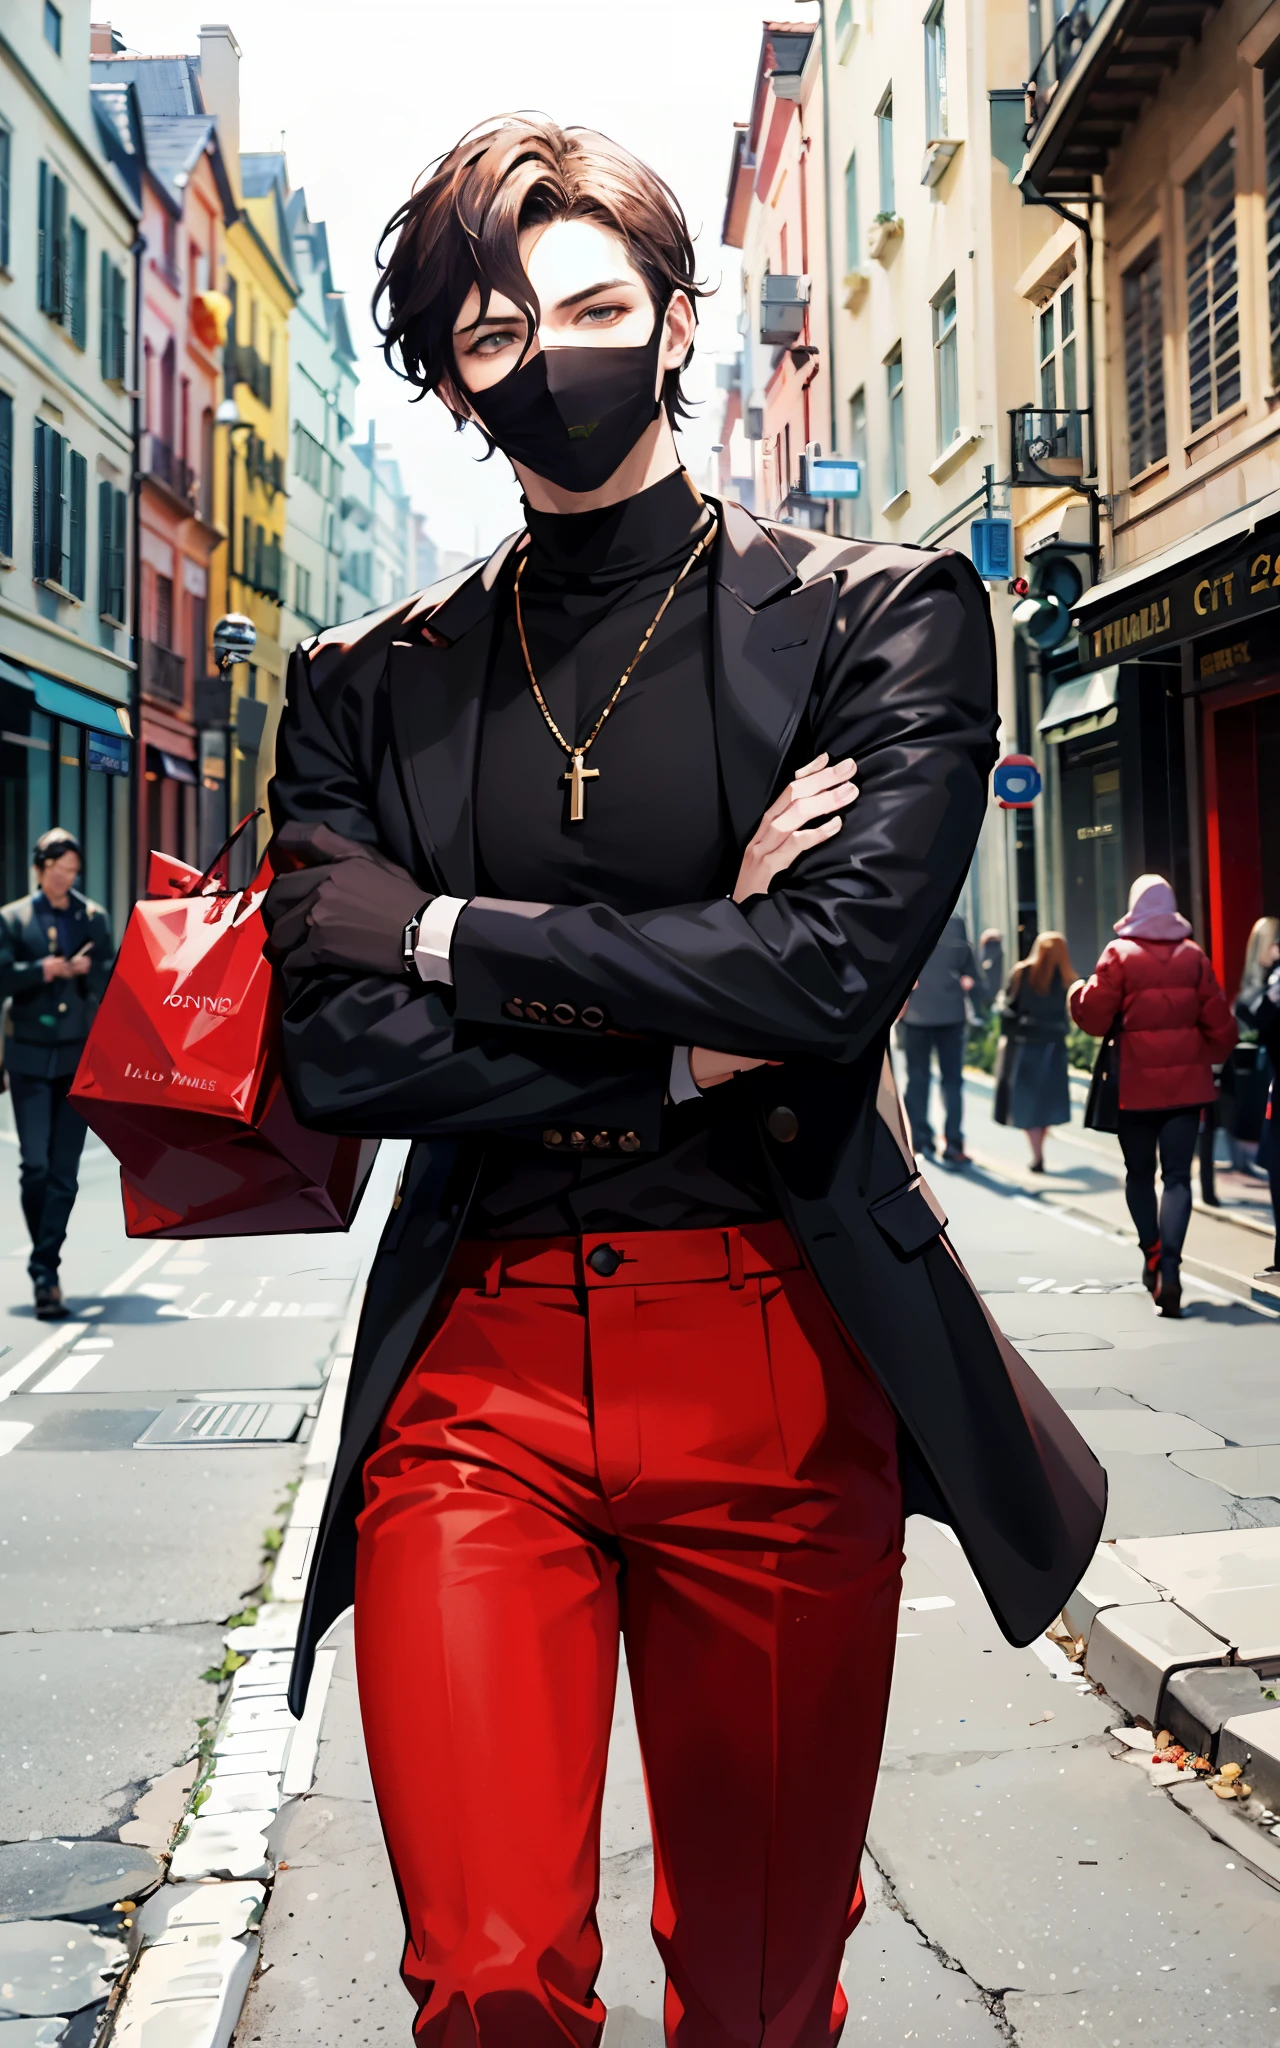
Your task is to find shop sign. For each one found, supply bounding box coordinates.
[1187,612,1280,695]
[86,730,130,775]
[1075,532,1280,675]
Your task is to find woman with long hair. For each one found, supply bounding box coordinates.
[1236,914,1280,1279]
[995,930,1074,1171]
[1071,874,1236,1318]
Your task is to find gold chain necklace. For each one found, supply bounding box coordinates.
[512,512,718,823]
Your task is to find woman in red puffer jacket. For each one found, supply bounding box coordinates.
[1071,874,1236,1319]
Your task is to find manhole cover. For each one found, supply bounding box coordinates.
[0,1840,160,1923]
[135,1401,304,1448]
[1017,1332,1115,1352]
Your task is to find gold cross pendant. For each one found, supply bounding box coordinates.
[563,750,600,824]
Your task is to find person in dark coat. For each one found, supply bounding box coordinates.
[0,829,113,1318]
[1235,915,1280,1276]
[1071,873,1236,1319]
[259,115,1105,2048]
[902,912,977,1164]
[977,926,1005,1015]
[994,931,1074,1171]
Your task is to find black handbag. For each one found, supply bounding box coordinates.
[992,980,1023,1126]
[1084,1013,1122,1133]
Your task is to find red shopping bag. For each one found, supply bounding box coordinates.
[70,815,378,1238]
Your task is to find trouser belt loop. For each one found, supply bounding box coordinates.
[726,1227,745,1290]
[483,1250,503,1299]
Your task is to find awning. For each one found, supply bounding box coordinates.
[1072,482,1280,675]
[1039,666,1119,742]
[147,746,198,785]
[0,654,131,737]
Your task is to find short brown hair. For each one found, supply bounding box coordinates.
[373,115,705,431]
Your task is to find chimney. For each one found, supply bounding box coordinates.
[198,23,242,205]
[90,22,116,55]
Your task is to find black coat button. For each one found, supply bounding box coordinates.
[553,1002,576,1025]
[502,999,524,1020]
[765,1105,799,1144]
[587,1243,624,1276]
[580,1006,605,1029]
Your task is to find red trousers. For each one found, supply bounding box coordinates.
[356,1223,903,2048]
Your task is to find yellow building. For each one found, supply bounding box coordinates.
[197,28,297,859]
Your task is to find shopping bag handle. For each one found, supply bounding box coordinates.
[189,809,264,899]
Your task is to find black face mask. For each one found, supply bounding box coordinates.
[466,323,666,493]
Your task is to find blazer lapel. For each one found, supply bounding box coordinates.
[710,499,839,846]
[387,533,520,897]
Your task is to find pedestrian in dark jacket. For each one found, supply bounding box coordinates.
[1235,915,1280,1276]
[977,927,1005,1016]
[0,829,113,1318]
[1071,873,1236,1319]
[902,912,977,1164]
[994,931,1074,1172]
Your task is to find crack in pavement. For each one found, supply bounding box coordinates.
[866,1844,1025,2043]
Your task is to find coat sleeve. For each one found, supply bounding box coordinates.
[448,552,998,1064]
[268,643,669,1146]
[0,915,44,1001]
[1069,946,1125,1038]
[1197,955,1238,1064]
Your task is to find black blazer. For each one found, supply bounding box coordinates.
[269,499,1107,1715]
[0,890,114,1078]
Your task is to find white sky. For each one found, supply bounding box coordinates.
[111,0,784,560]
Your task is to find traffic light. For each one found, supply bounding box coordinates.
[1011,540,1092,653]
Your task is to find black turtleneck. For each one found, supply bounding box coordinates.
[468,466,777,1238]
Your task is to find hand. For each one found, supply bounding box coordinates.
[732,754,858,904]
[689,1048,781,1090]
[41,955,70,982]
[264,821,432,978]
[960,976,975,992]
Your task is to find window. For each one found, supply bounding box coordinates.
[37,163,67,321]
[296,562,312,619]
[0,391,11,558]
[33,419,65,583]
[844,152,859,274]
[886,346,905,499]
[68,218,86,348]
[294,423,327,491]
[155,571,174,650]
[67,449,86,598]
[1123,243,1165,476]
[925,2,948,140]
[1184,132,1240,431]
[100,254,127,380]
[0,124,10,273]
[44,3,62,55]
[844,387,870,539]
[1037,275,1078,411]
[98,480,126,621]
[190,590,207,677]
[876,89,895,215]
[932,278,959,448]
[1264,56,1280,386]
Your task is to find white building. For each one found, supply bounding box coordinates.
[0,0,141,930]
[338,421,412,623]
[279,176,356,647]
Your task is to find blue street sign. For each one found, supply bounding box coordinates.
[970,516,1013,582]
[993,752,1042,808]
[806,455,862,499]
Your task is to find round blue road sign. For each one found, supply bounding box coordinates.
[993,752,1042,809]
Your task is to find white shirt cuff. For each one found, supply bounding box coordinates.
[413,895,468,986]
[668,1045,701,1104]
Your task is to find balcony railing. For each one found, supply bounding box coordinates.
[142,434,196,508]
[1024,0,1107,144]
[1009,406,1094,487]
[759,274,811,346]
[230,342,273,408]
[141,639,187,706]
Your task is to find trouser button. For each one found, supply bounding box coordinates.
[587,1243,624,1277]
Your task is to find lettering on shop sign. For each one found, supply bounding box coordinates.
[1087,595,1172,661]
[1076,824,1115,840]
[162,993,234,1012]
[1199,638,1251,683]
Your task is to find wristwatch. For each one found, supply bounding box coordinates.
[402,911,423,978]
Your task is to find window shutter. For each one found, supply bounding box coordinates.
[68,450,86,598]
[52,174,67,326]
[0,127,10,275]
[69,220,87,348]
[99,249,109,373]
[33,420,46,576]
[98,477,111,612]
[0,391,11,559]
[38,162,50,313]
[111,486,127,621]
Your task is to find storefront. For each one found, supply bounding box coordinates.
[1072,493,1280,1001]
[0,655,132,938]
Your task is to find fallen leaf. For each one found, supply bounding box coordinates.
[1029,1711,1055,1726]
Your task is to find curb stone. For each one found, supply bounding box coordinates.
[96,1261,371,2048]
